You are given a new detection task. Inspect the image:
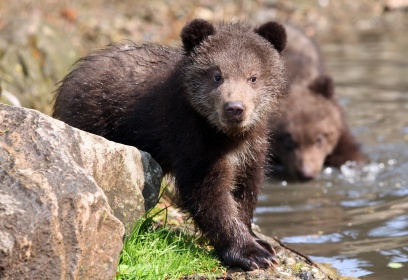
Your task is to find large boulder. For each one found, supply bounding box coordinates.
[0,104,163,279]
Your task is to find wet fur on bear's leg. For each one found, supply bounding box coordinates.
[177,158,276,270]
[172,123,277,270]
[325,128,366,167]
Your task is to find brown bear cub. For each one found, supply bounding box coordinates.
[268,23,366,181]
[53,19,287,270]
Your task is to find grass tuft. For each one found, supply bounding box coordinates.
[116,207,226,280]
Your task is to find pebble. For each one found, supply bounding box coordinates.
[283,257,296,266]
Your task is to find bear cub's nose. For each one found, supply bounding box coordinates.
[224,102,244,118]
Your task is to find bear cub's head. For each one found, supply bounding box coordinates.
[180,19,287,136]
[274,75,345,180]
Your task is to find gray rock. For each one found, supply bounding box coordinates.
[0,104,162,279]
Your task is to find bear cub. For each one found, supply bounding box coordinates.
[268,23,366,181]
[53,19,287,270]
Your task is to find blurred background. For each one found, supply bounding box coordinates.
[1,0,407,114]
[1,1,407,279]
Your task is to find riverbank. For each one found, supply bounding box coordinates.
[118,194,348,279]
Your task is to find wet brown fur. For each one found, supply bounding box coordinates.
[53,19,287,270]
[269,23,366,181]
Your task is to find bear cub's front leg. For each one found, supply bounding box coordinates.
[176,157,276,271]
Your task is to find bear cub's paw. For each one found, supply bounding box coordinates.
[220,237,277,271]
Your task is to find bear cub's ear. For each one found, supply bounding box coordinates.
[308,75,335,98]
[255,21,287,53]
[181,19,216,54]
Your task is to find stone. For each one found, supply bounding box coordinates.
[0,104,162,279]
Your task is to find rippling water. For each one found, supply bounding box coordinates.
[255,30,408,279]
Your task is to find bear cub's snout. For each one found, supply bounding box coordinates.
[224,101,245,121]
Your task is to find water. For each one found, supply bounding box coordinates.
[255,30,408,279]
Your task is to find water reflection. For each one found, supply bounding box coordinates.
[311,256,373,278]
[369,216,408,237]
[255,30,408,279]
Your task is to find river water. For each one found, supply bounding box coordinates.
[255,30,408,279]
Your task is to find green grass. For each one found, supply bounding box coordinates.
[116,208,226,280]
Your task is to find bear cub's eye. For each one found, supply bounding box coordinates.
[250,76,257,83]
[213,74,222,83]
[282,134,296,151]
[316,135,324,147]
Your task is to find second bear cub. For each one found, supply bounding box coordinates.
[269,23,366,181]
